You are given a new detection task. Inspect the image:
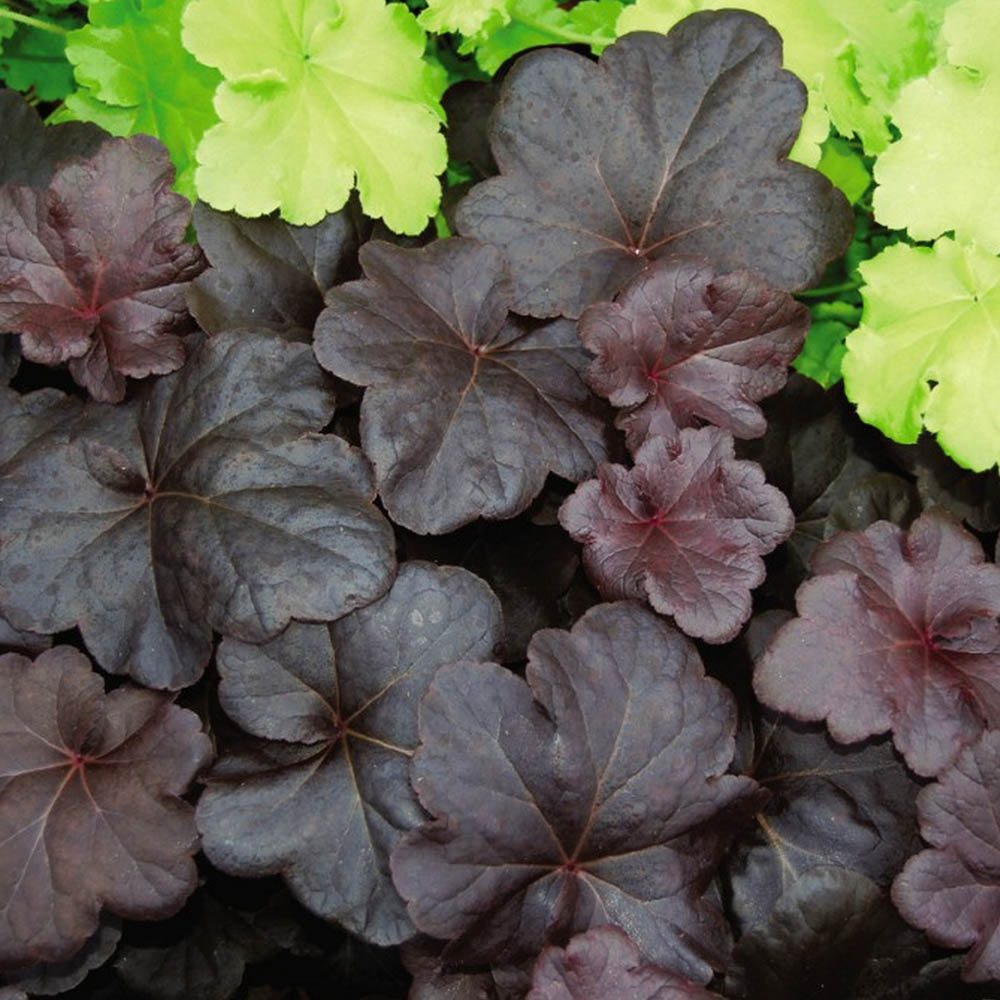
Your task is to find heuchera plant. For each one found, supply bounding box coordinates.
[1,3,1000,999]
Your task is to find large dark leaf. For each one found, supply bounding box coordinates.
[527,926,721,999]
[0,331,396,689]
[187,203,366,338]
[580,257,808,454]
[0,646,210,969]
[0,136,205,401]
[456,13,852,318]
[391,601,759,981]
[559,429,793,643]
[0,90,105,188]
[754,508,1000,777]
[314,239,612,534]
[892,730,1000,983]
[197,563,503,945]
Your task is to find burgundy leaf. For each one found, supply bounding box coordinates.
[753,508,1000,777]
[0,331,395,689]
[391,601,759,981]
[0,646,210,969]
[314,239,612,534]
[559,429,793,643]
[456,13,852,318]
[528,926,721,999]
[580,257,808,453]
[892,730,1000,982]
[197,563,502,945]
[0,91,105,189]
[0,135,205,401]
[188,202,365,338]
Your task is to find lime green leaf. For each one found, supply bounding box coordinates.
[419,0,511,37]
[816,135,870,205]
[617,0,936,164]
[843,238,1000,471]
[182,0,447,233]
[56,0,220,202]
[0,15,79,101]
[792,318,849,388]
[873,0,1000,253]
[471,0,622,75]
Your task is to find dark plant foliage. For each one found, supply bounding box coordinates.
[754,508,1000,777]
[197,563,502,945]
[456,13,852,318]
[579,256,808,453]
[314,238,612,534]
[0,332,395,689]
[893,730,1000,982]
[391,602,759,981]
[0,6,996,996]
[560,430,793,642]
[188,203,368,339]
[0,647,210,969]
[0,136,205,401]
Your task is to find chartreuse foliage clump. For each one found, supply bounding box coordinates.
[840,0,1000,472]
[181,0,447,231]
[5,2,1000,998]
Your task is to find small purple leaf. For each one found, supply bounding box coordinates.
[754,508,1000,777]
[559,429,793,642]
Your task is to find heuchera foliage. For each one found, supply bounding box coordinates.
[314,238,611,534]
[3,4,1000,997]
[391,602,759,981]
[0,135,205,402]
[0,646,210,968]
[560,430,794,643]
[579,255,809,453]
[754,508,1000,778]
[456,12,852,317]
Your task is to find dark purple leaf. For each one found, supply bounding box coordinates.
[728,721,921,931]
[187,202,366,338]
[528,926,721,999]
[0,331,395,689]
[0,646,210,969]
[391,601,759,981]
[0,90,105,188]
[559,429,793,643]
[754,508,1000,777]
[0,136,205,401]
[892,730,1000,982]
[456,13,852,318]
[197,563,502,945]
[2,919,121,996]
[579,257,807,453]
[314,239,612,534]
[733,869,892,1000]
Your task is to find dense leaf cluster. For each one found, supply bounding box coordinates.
[1,5,1000,1000]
